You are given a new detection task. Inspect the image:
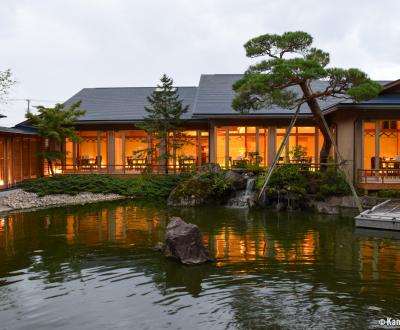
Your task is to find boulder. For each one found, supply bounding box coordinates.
[162,217,212,265]
[167,174,216,206]
[201,163,221,173]
[314,201,340,215]
[223,170,247,190]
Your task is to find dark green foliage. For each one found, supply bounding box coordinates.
[375,190,400,198]
[232,31,381,113]
[172,172,230,201]
[257,165,351,197]
[17,174,185,198]
[26,102,86,175]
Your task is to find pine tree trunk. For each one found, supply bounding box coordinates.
[159,136,168,174]
[47,157,54,176]
[300,83,332,170]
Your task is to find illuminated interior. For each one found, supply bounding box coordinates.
[77,131,98,166]
[114,131,123,168]
[65,139,73,165]
[363,121,376,169]
[216,127,267,167]
[363,120,400,170]
[125,130,148,160]
[168,130,209,167]
[276,126,318,163]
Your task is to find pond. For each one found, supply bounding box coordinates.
[0,201,400,329]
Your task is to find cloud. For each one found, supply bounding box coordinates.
[1,0,399,125]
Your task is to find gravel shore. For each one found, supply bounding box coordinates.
[0,189,125,212]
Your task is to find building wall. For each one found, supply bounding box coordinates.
[328,111,357,181]
[0,134,43,189]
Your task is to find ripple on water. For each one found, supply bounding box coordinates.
[0,204,400,329]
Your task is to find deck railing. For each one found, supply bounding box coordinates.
[357,169,400,183]
[55,163,202,175]
[55,162,340,175]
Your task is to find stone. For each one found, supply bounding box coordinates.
[314,201,340,215]
[163,217,212,265]
[1,189,124,211]
[200,163,221,173]
[223,170,247,190]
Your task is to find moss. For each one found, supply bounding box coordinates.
[168,171,233,205]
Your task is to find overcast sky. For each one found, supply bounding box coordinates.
[1,0,400,126]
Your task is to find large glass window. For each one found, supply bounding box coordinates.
[77,131,98,166]
[216,128,227,167]
[114,131,123,169]
[99,131,107,167]
[168,130,209,170]
[277,126,318,163]
[216,126,267,167]
[363,121,376,169]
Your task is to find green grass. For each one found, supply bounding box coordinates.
[17,174,186,198]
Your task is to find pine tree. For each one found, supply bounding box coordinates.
[232,31,382,166]
[26,102,85,175]
[138,74,189,173]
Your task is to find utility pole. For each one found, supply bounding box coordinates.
[26,99,31,114]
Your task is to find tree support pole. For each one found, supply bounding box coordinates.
[258,104,301,200]
[318,113,363,213]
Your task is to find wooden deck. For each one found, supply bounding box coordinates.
[357,169,400,192]
[355,200,400,231]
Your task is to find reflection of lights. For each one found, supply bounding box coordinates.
[0,217,4,228]
[0,180,4,186]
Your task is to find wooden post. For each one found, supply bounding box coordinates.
[258,104,301,200]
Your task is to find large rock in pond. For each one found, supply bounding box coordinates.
[163,217,212,265]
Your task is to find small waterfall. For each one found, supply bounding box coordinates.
[226,177,257,208]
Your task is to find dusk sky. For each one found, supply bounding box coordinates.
[1,0,400,126]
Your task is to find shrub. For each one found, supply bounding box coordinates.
[17,174,185,198]
[256,165,351,197]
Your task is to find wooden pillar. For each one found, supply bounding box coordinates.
[375,120,380,170]
[268,127,276,166]
[225,128,229,168]
[196,131,202,167]
[255,127,260,154]
[147,134,152,168]
[107,131,115,173]
[314,127,319,164]
[209,120,217,163]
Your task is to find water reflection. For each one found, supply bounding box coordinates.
[1,202,400,329]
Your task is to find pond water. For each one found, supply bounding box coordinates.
[0,201,400,329]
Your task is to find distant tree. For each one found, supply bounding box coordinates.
[26,102,85,175]
[0,69,16,116]
[0,69,15,102]
[138,74,189,173]
[232,31,382,165]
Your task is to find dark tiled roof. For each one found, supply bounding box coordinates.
[0,126,37,135]
[64,86,198,122]
[60,75,400,123]
[192,74,345,117]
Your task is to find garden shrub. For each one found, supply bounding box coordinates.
[256,165,351,197]
[17,174,185,198]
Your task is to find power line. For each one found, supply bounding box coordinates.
[7,98,59,113]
